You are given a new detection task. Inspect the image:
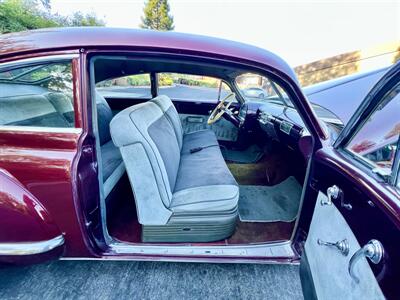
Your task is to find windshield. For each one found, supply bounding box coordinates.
[235,73,293,106]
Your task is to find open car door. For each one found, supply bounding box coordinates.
[300,62,400,299]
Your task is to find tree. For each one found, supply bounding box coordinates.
[0,0,105,34]
[140,0,174,31]
[0,0,59,33]
[69,12,106,27]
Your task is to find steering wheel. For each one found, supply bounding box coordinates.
[207,92,236,125]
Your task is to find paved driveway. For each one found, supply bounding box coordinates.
[0,261,303,300]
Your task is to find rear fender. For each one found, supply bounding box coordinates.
[0,168,64,263]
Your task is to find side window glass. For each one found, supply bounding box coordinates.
[96,74,152,99]
[0,61,75,128]
[157,73,236,103]
[346,82,400,175]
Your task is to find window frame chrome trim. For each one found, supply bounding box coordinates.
[0,54,79,70]
[0,235,64,256]
[0,54,80,134]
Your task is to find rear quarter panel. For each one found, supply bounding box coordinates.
[0,130,90,257]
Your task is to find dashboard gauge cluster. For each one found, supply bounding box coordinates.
[257,105,310,151]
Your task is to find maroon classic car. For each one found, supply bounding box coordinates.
[0,27,399,299]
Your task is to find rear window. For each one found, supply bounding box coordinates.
[0,61,75,128]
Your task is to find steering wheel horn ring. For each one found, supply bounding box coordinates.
[207,92,235,125]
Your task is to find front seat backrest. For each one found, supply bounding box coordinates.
[110,102,181,225]
[150,95,183,150]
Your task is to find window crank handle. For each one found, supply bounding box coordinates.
[317,238,350,256]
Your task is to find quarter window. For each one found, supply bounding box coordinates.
[96,74,152,99]
[0,61,75,128]
[346,82,400,175]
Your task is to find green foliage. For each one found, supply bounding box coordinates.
[127,74,151,86]
[0,0,105,34]
[0,0,58,33]
[158,73,173,86]
[69,11,105,27]
[171,73,220,88]
[140,0,174,31]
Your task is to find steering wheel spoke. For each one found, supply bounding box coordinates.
[207,93,235,125]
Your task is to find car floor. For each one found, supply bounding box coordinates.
[0,260,303,300]
[107,197,294,244]
[106,142,301,245]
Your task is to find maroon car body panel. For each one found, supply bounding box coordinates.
[0,168,61,242]
[0,129,90,256]
[0,27,297,80]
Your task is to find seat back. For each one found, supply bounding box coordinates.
[110,101,181,225]
[150,95,183,150]
[95,91,114,146]
[0,93,71,127]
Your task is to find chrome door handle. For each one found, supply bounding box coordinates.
[317,238,349,256]
[348,239,384,283]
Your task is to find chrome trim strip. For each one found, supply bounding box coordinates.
[110,240,294,258]
[0,126,82,134]
[0,54,79,70]
[60,256,299,264]
[0,235,64,256]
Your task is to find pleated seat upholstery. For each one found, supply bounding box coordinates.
[110,95,238,242]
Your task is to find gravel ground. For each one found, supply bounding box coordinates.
[0,260,303,300]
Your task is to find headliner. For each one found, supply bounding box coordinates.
[93,56,243,83]
[0,27,298,83]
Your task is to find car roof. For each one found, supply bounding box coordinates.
[0,27,298,82]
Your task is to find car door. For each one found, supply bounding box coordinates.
[300,62,400,299]
[0,54,89,263]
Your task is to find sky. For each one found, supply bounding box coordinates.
[50,0,400,66]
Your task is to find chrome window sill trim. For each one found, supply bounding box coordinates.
[0,235,64,256]
[0,126,82,134]
[109,240,294,258]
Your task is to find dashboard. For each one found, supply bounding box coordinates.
[257,102,312,156]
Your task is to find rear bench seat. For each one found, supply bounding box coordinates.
[95,92,125,199]
[110,95,239,242]
[0,93,74,127]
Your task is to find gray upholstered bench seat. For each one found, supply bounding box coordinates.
[110,95,239,242]
[151,95,219,154]
[181,129,219,154]
[96,92,125,198]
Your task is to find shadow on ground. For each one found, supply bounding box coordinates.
[0,261,303,300]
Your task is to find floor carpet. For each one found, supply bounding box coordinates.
[238,176,302,222]
[221,144,264,163]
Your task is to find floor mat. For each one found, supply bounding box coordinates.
[221,144,264,163]
[238,176,302,222]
